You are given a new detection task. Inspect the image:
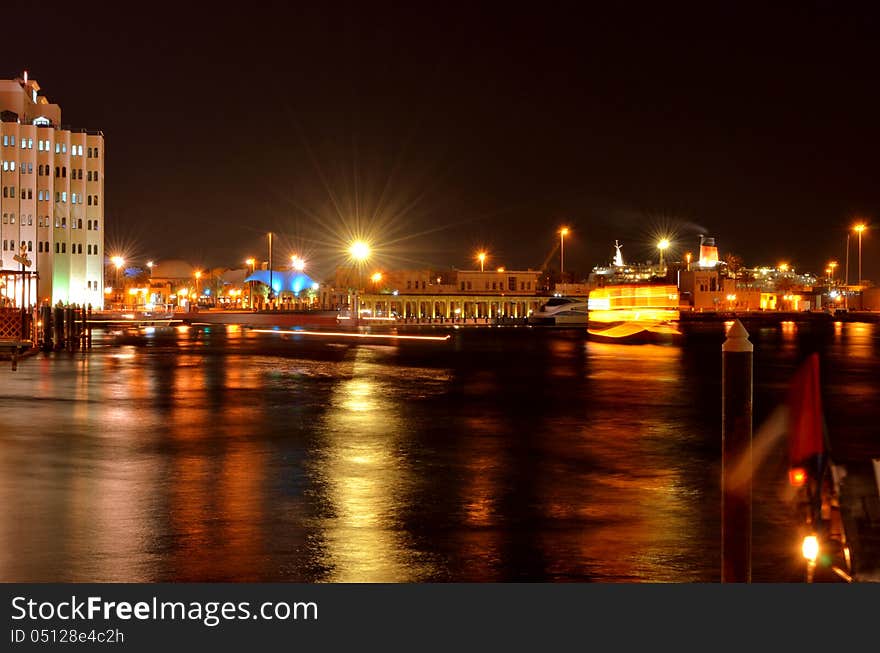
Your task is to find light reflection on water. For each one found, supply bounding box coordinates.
[0,322,876,582]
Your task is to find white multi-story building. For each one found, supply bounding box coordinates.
[0,72,104,307]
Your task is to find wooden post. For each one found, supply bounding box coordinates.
[722,319,753,582]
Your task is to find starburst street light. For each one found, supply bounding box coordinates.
[657,238,670,272]
[291,254,305,272]
[348,240,371,262]
[477,251,487,272]
[110,256,124,306]
[371,272,383,284]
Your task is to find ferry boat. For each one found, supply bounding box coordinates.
[528,296,589,326]
[587,284,681,343]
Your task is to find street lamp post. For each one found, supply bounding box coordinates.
[854,224,866,286]
[827,261,837,285]
[194,270,202,308]
[246,258,255,308]
[111,256,124,308]
[657,238,670,275]
[559,227,569,279]
[267,232,274,307]
[477,251,486,272]
[348,240,371,326]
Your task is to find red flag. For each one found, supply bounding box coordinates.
[787,353,825,466]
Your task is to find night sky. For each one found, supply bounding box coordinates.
[7,2,879,281]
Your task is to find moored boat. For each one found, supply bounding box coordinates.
[587,284,681,343]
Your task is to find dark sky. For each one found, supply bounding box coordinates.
[8,1,880,281]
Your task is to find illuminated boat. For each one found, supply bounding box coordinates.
[92,303,176,327]
[587,284,681,343]
[528,296,589,325]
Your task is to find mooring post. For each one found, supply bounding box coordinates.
[722,319,753,582]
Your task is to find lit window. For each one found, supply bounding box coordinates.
[28,139,33,149]
[61,191,67,202]
[10,161,14,171]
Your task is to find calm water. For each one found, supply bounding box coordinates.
[0,321,877,582]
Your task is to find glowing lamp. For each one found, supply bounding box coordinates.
[788,468,807,487]
[802,535,819,563]
[349,240,371,261]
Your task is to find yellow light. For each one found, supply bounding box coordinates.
[246,257,255,267]
[789,468,807,487]
[103,287,112,295]
[778,263,789,272]
[348,240,371,261]
[371,272,383,283]
[559,227,569,237]
[477,251,486,263]
[802,535,819,563]
[658,238,670,251]
[146,260,154,269]
[291,255,305,272]
[195,270,202,280]
[111,255,124,269]
[726,294,737,301]
[496,267,505,272]
[854,223,867,234]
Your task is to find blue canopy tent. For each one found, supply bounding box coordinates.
[244,270,317,296]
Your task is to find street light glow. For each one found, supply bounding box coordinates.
[657,238,670,251]
[854,223,866,234]
[111,255,124,269]
[291,255,305,272]
[371,272,383,283]
[349,240,371,261]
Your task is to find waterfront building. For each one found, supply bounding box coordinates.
[322,266,548,318]
[0,72,104,307]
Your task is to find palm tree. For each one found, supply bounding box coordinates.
[723,253,744,279]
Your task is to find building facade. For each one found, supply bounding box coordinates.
[0,73,104,307]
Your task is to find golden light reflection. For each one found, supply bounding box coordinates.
[315,355,419,581]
